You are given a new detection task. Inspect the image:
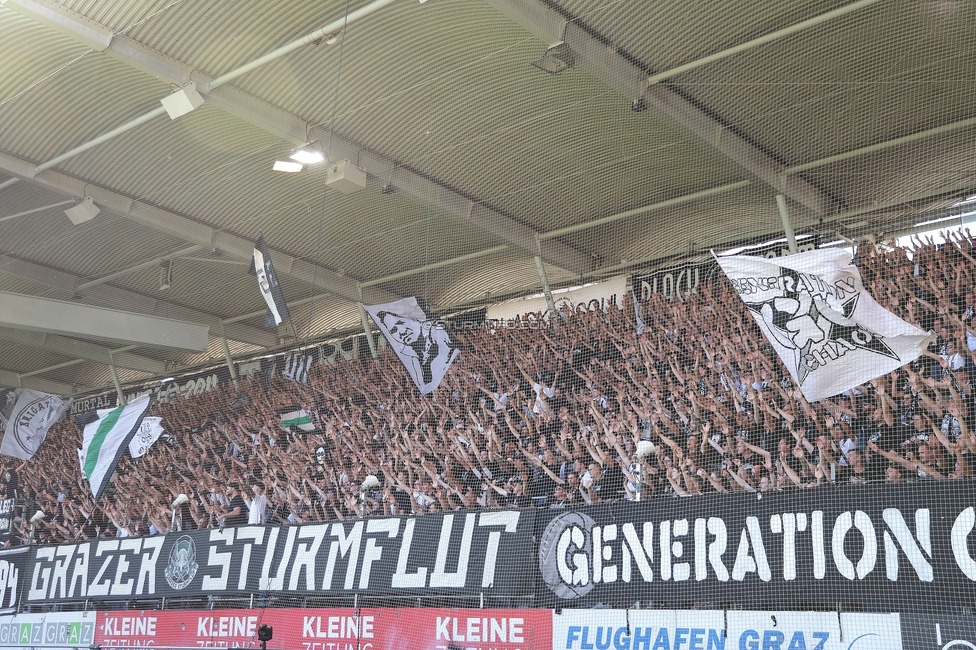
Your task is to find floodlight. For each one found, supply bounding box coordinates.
[290,150,324,164]
[273,161,303,172]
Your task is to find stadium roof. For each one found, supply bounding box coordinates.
[0,0,973,395]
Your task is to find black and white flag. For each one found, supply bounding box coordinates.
[127,416,164,458]
[249,235,290,327]
[281,351,313,385]
[364,297,460,395]
[716,248,931,401]
[0,389,71,460]
[632,289,646,336]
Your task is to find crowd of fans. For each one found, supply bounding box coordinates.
[5,234,976,544]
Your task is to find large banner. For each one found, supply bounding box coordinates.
[26,510,534,603]
[635,261,719,301]
[554,609,902,650]
[0,548,27,615]
[487,276,628,321]
[96,608,552,650]
[70,367,230,415]
[535,481,976,609]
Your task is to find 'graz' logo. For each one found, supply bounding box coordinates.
[538,511,596,599]
[164,535,199,589]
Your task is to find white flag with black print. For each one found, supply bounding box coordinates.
[364,297,460,395]
[632,289,646,336]
[281,351,313,385]
[0,389,71,460]
[715,248,932,401]
[250,235,290,327]
[127,416,164,459]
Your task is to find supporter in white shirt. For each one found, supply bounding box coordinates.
[245,481,267,525]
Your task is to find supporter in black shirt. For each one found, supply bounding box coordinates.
[216,483,248,528]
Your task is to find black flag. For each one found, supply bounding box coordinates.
[249,235,289,327]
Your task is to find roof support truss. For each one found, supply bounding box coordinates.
[0,253,277,347]
[0,326,166,374]
[2,0,596,276]
[0,290,210,351]
[486,0,838,217]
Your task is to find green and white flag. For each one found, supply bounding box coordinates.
[79,394,154,500]
[278,407,316,432]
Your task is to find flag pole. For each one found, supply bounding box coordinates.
[108,363,125,405]
[357,285,379,360]
[220,336,241,390]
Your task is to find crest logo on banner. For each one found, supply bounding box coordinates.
[164,535,199,589]
[538,511,597,600]
[715,248,931,401]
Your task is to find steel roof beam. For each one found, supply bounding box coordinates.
[785,116,976,175]
[75,244,204,291]
[0,151,398,306]
[0,368,81,395]
[486,0,837,217]
[0,326,166,374]
[3,0,595,275]
[0,290,210,351]
[0,252,277,347]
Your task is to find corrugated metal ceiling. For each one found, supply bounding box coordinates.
[0,0,971,396]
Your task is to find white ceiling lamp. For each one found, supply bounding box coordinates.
[272,161,303,173]
[160,82,205,120]
[64,197,100,225]
[290,150,324,164]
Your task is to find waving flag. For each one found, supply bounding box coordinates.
[716,248,931,401]
[281,351,313,384]
[250,235,289,327]
[278,407,317,432]
[632,289,646,336]
[79,394,153,500]
[127,416,164,459]
[364,297,460,395]
[0,389,71,460]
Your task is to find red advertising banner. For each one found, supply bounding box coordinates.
[95,608,552,650]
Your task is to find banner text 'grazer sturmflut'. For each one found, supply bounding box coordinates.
[15,483,976,610]
[536,481,976,608]
[26,510,532,603]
